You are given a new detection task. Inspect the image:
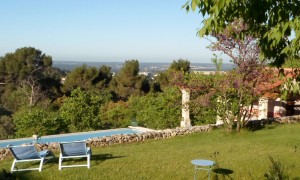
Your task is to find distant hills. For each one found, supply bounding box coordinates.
[52,61,234,73]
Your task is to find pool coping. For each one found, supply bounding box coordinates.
[0,127,153,145]
[128,126,156,132]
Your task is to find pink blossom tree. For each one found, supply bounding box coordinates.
[210,19,274,131]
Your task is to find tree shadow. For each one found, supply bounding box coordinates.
[92,153,126,165]
[245,118,278,131]
[0,169,16,180]
[212,168,234,179]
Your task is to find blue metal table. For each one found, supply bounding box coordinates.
[191,159,215,180]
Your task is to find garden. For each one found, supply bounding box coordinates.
[0,123,299,179]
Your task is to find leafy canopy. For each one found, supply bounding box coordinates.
[183,0,300,67]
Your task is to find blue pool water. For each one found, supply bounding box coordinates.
[0,128,141,148]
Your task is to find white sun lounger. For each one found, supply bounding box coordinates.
[58,141,92,170]
[8,144,55,172]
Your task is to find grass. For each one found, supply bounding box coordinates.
[1,123,300,179]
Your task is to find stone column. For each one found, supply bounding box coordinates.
[258,97,268,120]
[180,88,191,128]
[216,97,224,125]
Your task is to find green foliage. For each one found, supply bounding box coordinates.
[110,60,150,99]
[0,115,15,139]
[100,101,132,129]
[282,57,300,68]
[59,88,111,132]
[0,47,52,82]
[0,47,62,109]
[153,72,170,91]
[62,64,112,94]
[281,78,300,100]
[264,156,289,180]
[183,0,300,67]
[153,59,191,92]
[211,54,223,72]
[168,59,190,74]
[13,107,65,138]
[1,124,300,179]
[128,87,181,129]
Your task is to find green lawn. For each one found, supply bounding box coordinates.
[1,124,300,179]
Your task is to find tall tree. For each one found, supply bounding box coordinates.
[169,59,190,74]
[171,20,275,131]
[154,59,191,91]
[110,60,150,100]
[183,0,300,67]
[207,20,274,131]
[62,64,112,94]
[0,47,61,109]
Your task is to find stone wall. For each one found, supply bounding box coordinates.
[274,115,300,123]
[0,125,213,161]
[2,115,300,161]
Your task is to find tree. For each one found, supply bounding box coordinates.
[0,47,61,109]
[0,105,15,139]
[0,47,52,83]
[188,72,221,125]
[59,88,111,132]
[183,0,300,67]
[13,107,66,138]
[128,87,181,129]
[100,101,132,129]
[209,20,274,131]
[169,59,190,74]
[62,64,112,94]
[110,60,150,100]
[154,59,191,92]
[170,20,274,131]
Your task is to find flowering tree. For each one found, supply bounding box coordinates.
[169,19,275,131]
[210,20,274,131]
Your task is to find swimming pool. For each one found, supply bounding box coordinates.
[0,128,141,148]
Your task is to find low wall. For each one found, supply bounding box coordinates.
[2,115,300,161]
[0,125,213,161]
[274,115,300,123]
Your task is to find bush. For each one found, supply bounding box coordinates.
[59,88,111,132]
[128,87,181,129]
[100,101,132,129]
[13,107,66,137]
[0,115,15,139]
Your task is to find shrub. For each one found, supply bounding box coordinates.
[128,87,181,129]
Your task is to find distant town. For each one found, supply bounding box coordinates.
[52,61,234,78]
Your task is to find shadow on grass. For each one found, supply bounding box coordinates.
[92,153,126,165]
[212,168,234,179]
[0,154,125,179]
[0,169,16,180]
[245,118,278,131]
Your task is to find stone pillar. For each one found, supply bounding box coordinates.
[216,97,224,125]
[258,97,268,120]
[180,88,191,128]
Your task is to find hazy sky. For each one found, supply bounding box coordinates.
[0,0,227,63]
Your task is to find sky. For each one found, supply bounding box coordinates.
[0,0,228,63]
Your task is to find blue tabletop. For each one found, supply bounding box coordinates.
[191,159,215,166]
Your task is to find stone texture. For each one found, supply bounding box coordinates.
[2,115,300,161]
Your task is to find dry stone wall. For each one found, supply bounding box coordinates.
[0,125,212,161]
[2,115,300,161]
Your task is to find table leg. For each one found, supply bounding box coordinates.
[194,165,197,180]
